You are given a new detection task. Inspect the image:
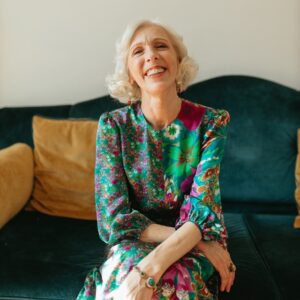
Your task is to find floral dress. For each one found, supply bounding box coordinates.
[77,98,230,300]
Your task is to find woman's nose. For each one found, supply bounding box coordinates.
[146,49,158,62]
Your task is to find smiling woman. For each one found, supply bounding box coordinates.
[106,20,198,104]
[127,26,179,100]
[76,19,236,300]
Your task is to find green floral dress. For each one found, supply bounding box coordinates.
[77,98,230,300]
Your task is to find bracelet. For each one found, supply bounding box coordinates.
[133,265,157,290]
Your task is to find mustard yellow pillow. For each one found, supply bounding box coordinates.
[26,116,98,220]
[294,129,300,228]
[0,143,34,228]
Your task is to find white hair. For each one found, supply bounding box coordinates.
[106,19,199,104]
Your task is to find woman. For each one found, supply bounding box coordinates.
[77,19,236,300]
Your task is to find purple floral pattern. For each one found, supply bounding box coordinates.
[77,99,230,299]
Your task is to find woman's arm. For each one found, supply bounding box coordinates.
[138,222,234,294]
[95,113,154,245]
[116,221,233,299]
[139,224,175,243]
[114,222,202,299]
[138,221,202,282]
[140,223,209,253]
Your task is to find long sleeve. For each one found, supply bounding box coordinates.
[175,109,230,249]
[95,112,153,246]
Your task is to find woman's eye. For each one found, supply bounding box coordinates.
[156,44,167,48]
[133,49,143,55]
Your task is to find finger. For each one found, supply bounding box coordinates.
[218,256,232,292]
[213,254,229,292]
[225,259,236,291]
[225,271,235,292]
[231,271,236,286]
[225,264,235,292]
[208,247,232,293]
[219,265,230,292]
[222,257,235,291]
[217,251,234,292]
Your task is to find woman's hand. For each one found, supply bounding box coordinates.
[112,268,154,300]
[196,240,236,293]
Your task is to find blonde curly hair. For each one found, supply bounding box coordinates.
[106,19,199,104]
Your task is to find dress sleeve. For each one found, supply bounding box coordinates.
[175,109,230,249]
[95,112,153,246]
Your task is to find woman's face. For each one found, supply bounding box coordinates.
[127,25,179,98]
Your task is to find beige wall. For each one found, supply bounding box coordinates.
[1,0,299,107]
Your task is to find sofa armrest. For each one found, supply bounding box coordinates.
[0,143,34,229]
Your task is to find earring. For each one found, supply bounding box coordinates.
[128,89,134,106]
[176,80,182,93]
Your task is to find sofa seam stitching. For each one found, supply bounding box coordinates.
[242,213,284,300]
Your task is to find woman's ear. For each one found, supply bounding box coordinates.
[126,63,135,86]
[175,61,182,93]
[127,68,135,86]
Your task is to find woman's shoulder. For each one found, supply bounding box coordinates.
[181,98,230,126]
[98,103,138,126]
[182,98,229,116]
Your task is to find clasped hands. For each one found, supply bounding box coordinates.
[113,240,235,300]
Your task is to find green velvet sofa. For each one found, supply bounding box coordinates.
[0,75,299,300]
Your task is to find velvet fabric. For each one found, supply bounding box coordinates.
[0,211,104,299]
[0,105,71,149]
[243,214,300,300]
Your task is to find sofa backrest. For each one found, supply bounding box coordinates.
[1,75,299,214]
[0,96,124,149]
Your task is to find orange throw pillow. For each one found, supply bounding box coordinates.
[26,116,98,220]
[0,143,34,228]
[294,129,300,228]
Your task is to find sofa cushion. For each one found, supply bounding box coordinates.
[26,116,98,220]
[0,211,282,300]
[244,213,300,300]
[0,211,105,300]
[0,143,34,229]
[294,129,300,227]
[219,213,281,300]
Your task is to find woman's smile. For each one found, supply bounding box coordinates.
[145,66,167,78]
[127,25,179,96]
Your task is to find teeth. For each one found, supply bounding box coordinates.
[146,67,165,76]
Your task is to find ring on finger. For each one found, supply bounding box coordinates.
[228,262,236,273]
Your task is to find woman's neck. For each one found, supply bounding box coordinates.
[140,92,182,130]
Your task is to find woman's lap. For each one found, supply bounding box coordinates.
[77,240,219,300]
